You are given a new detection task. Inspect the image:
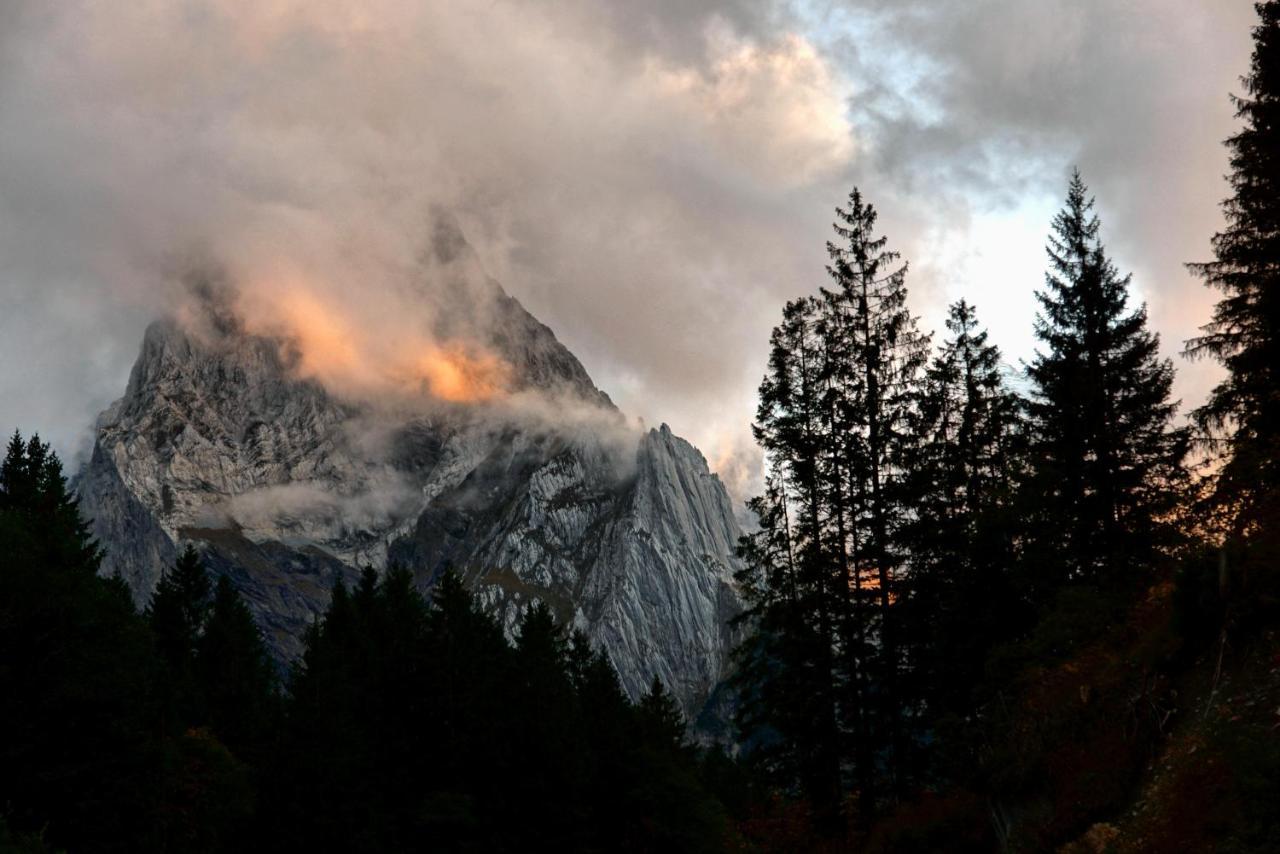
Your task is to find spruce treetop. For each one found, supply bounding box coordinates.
[1186,1,1280,528]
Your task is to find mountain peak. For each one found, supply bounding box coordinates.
[77,252,740,719]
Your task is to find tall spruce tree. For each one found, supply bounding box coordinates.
[734,188,929,819]
[1187,1,1280,549]
[903,301,1022,747]
[823,188,931,797]
[910,301,1021,555]
[1025,171,1188,593]
[149,544,212,727]
[0,432,101,571]
[197,575,277,758]
[736,296,845,818]
[151,545,212,667]
[911,303,1018,676]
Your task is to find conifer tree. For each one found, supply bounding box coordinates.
[0,431,100,571]
[1025,171,1188,592]
[735,188,930,818]
[151,545,212,668]
[1187,1,1280,545]
[512,602,588,843]
[638,676,689,753]
[736,297,845,817]
[904,300,1022,734]
[197,575,277,757]
[0,432,159,851]
[567,629,635,842]
[149,544,213,727]
[271,576,378,850]
[421,569,513,794]
[732,473,827,796]
[823,188,931,797]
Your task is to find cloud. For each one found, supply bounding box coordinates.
[0,0,853,495]
[647,30,855,185]
[211,479,421,540]
[0,0,1262,513]
[819,0,1255,406]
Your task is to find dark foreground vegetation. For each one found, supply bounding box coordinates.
[4,3,1280,853]
[0,434,745,853]
[726,3,1280,850]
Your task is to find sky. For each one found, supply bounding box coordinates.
[0,0,1260,504]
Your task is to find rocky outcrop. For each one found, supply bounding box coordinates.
[77,246,742,719]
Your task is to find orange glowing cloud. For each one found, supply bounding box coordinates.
[410,344,512,403]
[236,275,512,404]
[275,288,365,382]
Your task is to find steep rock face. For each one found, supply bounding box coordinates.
[78,263,742,718]
[387,423,741,705]
[582,426,742,705]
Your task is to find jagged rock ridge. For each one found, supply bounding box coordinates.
[77,236,742,719]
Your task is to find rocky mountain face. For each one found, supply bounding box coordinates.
[77,234,743,721]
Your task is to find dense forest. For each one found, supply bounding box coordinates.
[3,3,1280,853]
[0,432,745,853]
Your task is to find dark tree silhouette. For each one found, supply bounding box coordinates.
[902,300,1022,752]
[1025,171,1188,594]
[197,575,278,759]
[1187,1,1280,560]
[149,544,212,727]
[734,188,930,824]
[0,433,159,852]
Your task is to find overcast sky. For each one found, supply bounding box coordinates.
[0,0,1258,502]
